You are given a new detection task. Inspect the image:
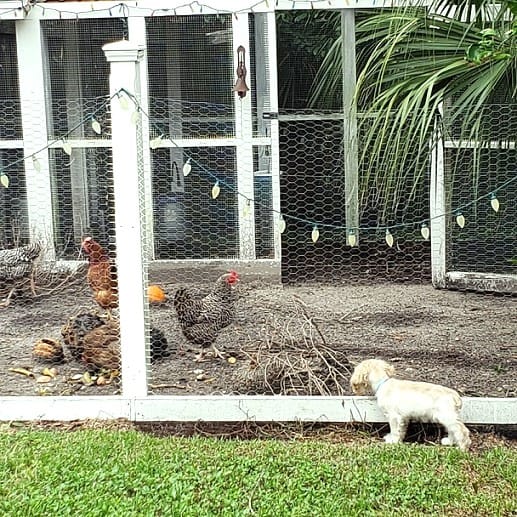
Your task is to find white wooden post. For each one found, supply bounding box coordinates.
[127,17,155,260]
[103,40,149,397]
[15,19,54,256]
[265,11,283,262]
[341,10,359,246]
[233,14,256,260]
[430,103,447,288]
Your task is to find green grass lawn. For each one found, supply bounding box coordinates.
[0,425,515,517]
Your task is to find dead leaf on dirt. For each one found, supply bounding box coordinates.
[42,367,57,378]
[82,372,94,386]
[36,375,52,383]
[96,375,109,386]
[70,374,83,381]
[8,367,34,377]
[196,373,206,381]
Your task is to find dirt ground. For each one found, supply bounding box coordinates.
[0,268,515,399]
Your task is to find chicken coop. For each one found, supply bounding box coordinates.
[0,0,515,425]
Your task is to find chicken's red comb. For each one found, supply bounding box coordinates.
[227,270,239,283]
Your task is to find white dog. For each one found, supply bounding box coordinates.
[350,359,471,451]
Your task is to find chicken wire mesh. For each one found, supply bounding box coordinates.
[0,11,515,404]
[444,104,517,276]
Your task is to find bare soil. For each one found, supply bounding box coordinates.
[1,269,515,399]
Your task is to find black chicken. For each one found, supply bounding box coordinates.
[173,270,239,361]
[0,242,42,307]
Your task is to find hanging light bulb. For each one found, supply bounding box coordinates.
[348,229,357,247]
[311,225,320,243]
[385,229,394,248]
[32,155,41,172]
[0,173,9,188]
[150,135,163,150]
[118,93,129,110]
[91,117,101,135]
[420,223,430,241]
[455,212,465,229]
[243,199,251,217]
[182,159,192,177]
[62,140,72,156]
[211,181,220,199]
[130,110,140,125]
[277,215,286,234]
[490,193,500,213]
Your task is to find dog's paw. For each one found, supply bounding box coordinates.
[384,434,399,444]
[441,436,453,446]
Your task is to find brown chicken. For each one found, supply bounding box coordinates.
[0,242,42,307]
[173,270,239,361]
[81,237,118,317]
[62,312,170,370]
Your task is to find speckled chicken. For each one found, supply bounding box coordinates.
[0,242,42,307]
[173,271,239,361]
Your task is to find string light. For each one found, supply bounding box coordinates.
[420,223,430,241]
[385,229,394,247]
[32,156,42,173]
[149,135,163,150]
[211,181,221,199]
[311,226,320,243]
[91,117,101,135]
[130,110,140,125]
[455,212,465,229]
[182,159,192,177]
[490,193,500,213]
[62,140,72,156]
[0,86,514,249]
[277,215,286,234]
[348,229,357,247]
[243,199,251,217]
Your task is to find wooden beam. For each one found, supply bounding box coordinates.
[341,10,359,245]
[0,396,515,425]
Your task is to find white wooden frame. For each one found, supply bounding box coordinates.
[1,3,515,426]
[1,396,515,424]
[430,108,517,294]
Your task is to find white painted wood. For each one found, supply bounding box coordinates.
[341,10,359,246]
[0,397,131,421]
[233,14,256,260]
[127,17,155,260]
[25,0,427,21]
[264,11,282,262]
[0,2,26,19]
[0,140,23,149]
[430,104,447,288]
[444,140,516,150]
[2,395,513,425]
[15,19,55,258]
[447,271,517,294]
[103,40,149,398]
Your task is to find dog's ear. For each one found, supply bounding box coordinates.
[385,362,395,377]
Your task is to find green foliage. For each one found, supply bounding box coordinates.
[303,2,516,224]
[0,429,516,516]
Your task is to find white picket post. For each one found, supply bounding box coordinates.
[103,40,149,398]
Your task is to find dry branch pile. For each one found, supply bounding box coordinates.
[235,296,352,395]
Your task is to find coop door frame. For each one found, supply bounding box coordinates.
[131,12,281,262]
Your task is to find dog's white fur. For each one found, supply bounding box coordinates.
[350,359,471,451]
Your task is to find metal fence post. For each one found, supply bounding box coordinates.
[103,40,149,398]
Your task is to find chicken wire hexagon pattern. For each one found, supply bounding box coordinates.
[444,104,517,276]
